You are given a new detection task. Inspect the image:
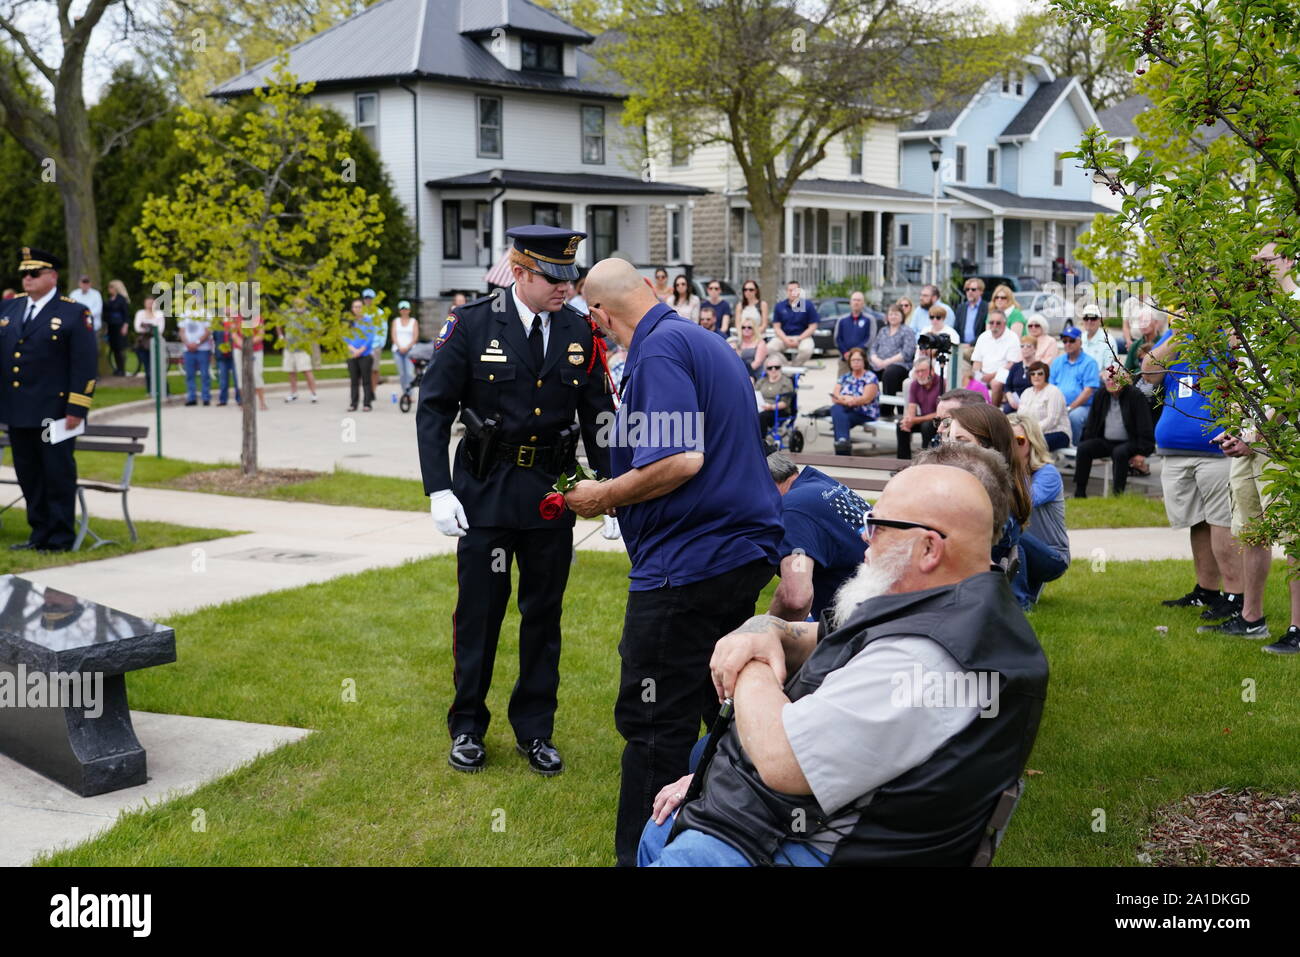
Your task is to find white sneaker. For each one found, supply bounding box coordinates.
[309,393,318,403]
[284,394,298,403]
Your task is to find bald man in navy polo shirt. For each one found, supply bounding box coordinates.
[566,258,783,867]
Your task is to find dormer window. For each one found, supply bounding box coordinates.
[521,39,563,73]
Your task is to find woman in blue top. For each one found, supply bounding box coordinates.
[1007,412,1071,609]
[829,347,880,456]
[344,298,375,411]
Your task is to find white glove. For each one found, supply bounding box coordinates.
[430,490,468,537]
[601,515,621,540]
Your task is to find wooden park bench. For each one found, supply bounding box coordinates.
[0,574,175,795]
[0,424,148,551]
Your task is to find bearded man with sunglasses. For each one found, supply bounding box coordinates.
[0,247,98,552]
[417,225,616,776]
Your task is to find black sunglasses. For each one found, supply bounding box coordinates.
[519,264,567,286]
[863,517,948,540]
[19,268,47,279]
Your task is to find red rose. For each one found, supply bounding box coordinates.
[539,492,567,520]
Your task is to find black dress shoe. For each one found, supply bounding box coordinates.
[517,738,564,776]
[8,541,37,551]
[448,733,486,773]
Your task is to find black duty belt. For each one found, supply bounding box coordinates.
[493,440,570,473]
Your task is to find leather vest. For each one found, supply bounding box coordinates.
[672,571,1048,866]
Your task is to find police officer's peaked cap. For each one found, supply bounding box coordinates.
[506,225,587,281]
[18,246,62,271]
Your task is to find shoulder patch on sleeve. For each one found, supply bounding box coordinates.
[434,314,459,351]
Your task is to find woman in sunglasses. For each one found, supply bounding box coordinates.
[651,267,672,304]
[669,274,700,322]
[1025,315,1060,364]
[737,280,769,338]
[990,285,1027,339]
[733,318,768,381]
[1016,361,1071,450]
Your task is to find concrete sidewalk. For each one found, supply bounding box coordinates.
[18,485,627,622]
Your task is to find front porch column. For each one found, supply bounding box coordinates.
[1046,220,1057,272]
[784,204,796,260]
[571,201,588,266]
[683,201,694,267]
[992,214,1004,275]
[872,210,882,256]
[492,194,506,268]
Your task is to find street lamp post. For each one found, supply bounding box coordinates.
[929,144,943,288]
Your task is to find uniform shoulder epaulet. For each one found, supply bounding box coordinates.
[465,289,502,309]
[59,295,75,302]
[12,292,26,298]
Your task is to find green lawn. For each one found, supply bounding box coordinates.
[0,509,234,575]
[38,554,1300,867]
[74,451,428,512]
[1064,493,1169,529]
[93,360,398,409]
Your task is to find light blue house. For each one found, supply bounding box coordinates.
[895,55,1113,289]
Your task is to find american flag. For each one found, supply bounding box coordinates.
[484,252,514,288]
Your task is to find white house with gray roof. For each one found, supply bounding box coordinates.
[211,0,707,312]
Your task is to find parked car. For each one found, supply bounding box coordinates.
[1019,290,1074,334]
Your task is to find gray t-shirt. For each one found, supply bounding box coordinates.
[782,633,981,856]
[1103,400,1127,442]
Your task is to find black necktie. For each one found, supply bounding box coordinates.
[529,314,545,368]
[22,303,34,332]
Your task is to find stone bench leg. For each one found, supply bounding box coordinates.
[0,666,146,797]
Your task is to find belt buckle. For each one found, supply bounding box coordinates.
[516,445,536,468]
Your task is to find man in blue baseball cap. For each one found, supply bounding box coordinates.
[1049,324,1100,444]
[417,224,617,776]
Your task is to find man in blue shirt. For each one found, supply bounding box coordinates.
[566,257,782,867]
[702,280,733,333]
[766,452,870,622]
[833,291,877,375]
[1141,328,1243,620]
[772,280,820,365]
[1049,325,1101,444]
[698,304,726,338]
[956,276,988,346]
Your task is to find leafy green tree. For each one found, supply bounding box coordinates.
[135,60,385,476]
[599,0,1017,301]
[1061,0,1300,550]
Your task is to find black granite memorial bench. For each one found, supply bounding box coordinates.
[0,423,148,550]
[0,574,175,796]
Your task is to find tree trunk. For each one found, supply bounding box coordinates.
[753,200,784,320]
[58,154,101,283]
[240,320,258,477]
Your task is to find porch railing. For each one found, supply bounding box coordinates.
[730,253,886,294]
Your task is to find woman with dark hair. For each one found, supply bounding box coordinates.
[868,304,917,416]
[669,274,700,322]
[651,267,672,304]
[946,403,1032,528]
[1073,365,1155,497]
[104,279,131,376]
[737,279,769,337]
[1016,360,1071,450]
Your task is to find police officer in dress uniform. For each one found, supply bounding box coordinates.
[0,248,97,552]
[417,225,616,775]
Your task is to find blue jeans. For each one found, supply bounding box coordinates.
[831,404,876,443]
[216,354,241,404]
[636,738,830,866]
[1011,531,1070,608]
[183,349,211,402]
[1068,405,1090,445]
[394,350,414,392]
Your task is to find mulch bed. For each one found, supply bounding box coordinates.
[170,468,321,493]
[1141,788,1300,865]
